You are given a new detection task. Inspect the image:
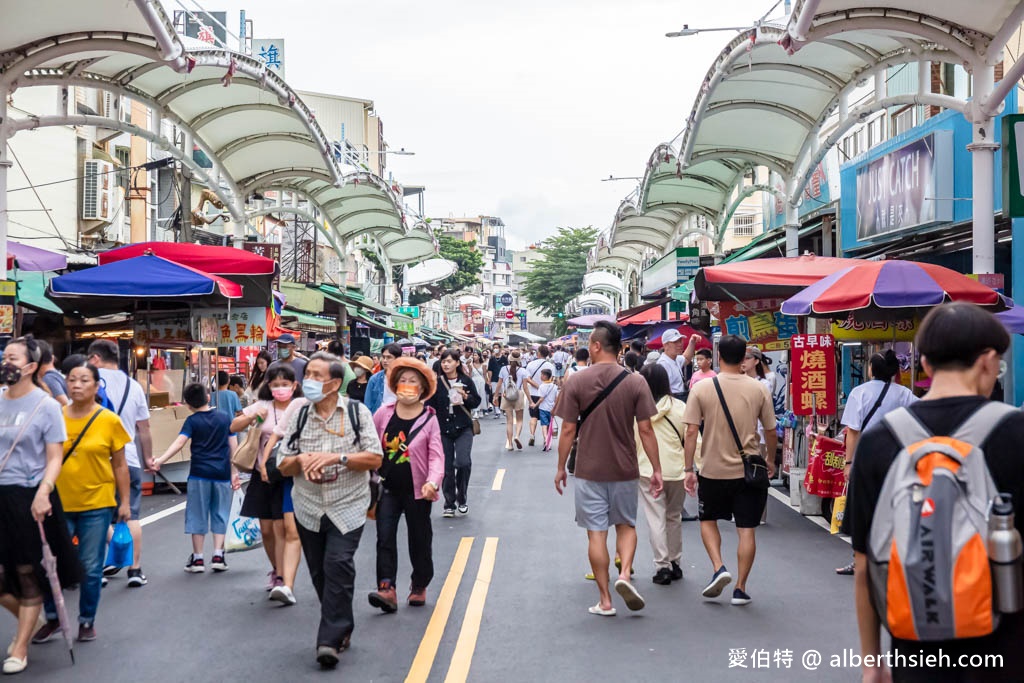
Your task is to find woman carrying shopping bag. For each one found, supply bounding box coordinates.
[367,358,444,612]
[34,359,130,646]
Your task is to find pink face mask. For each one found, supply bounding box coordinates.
[271,386,294,402]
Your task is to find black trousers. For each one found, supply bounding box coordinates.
[442,430,473,509]
[375,490,434,590]
[296,516,364,649]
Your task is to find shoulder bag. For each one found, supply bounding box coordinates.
[858,381,891,433]
[712,377,770,489]
[0,396,48,476]
[567,370,629,475]
[62,408,104,464]
[232,405,268,474]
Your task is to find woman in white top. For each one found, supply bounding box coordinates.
[495,352,528,451]
[742,347,775,453]
[469,353,488,419]
[835,349,917,575]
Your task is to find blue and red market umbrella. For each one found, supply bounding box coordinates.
[780,260,1007,319]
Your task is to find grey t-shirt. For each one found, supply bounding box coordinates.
[0,388,67,487]
[269,356,308,383]
[41,370,67,401]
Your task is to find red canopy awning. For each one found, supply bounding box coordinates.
[616,297,668,324]
[694,255,866,302]
[99,242,277,275]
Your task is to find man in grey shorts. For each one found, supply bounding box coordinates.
[555,321,663,616]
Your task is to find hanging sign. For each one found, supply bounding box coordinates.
[830,313,918,342]
[200,307,268,347]
[790,334,838,416]
[136,316,193,344]
[708,298,799,351]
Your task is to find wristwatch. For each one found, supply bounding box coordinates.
[683,467,695,473]
[339,454,349,467]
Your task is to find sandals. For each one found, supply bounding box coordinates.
[614,579,646,611]
[514,438,523,450]
[588,604,616,616]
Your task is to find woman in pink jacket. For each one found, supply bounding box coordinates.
[368,357,444,613]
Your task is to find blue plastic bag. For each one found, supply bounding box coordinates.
[104,522,133,568]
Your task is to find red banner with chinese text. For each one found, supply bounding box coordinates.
[707,298,800,351]
[804,434,847,498]
[790,333,837,416]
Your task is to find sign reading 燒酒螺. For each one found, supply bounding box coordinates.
[790,334,837,416]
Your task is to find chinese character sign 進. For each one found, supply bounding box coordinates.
[789,334,837,416]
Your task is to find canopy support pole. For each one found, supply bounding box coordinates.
[784,201,800,257]
[0,85,10,275]
[970,63,998,275]
[338,239,349,351]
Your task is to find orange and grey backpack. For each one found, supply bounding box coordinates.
[867,402,1017,641]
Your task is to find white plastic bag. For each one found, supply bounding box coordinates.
[225,485,262,553]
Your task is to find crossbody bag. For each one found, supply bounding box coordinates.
[567,370,629,475]
[712,377,770,489]
[859,381,891,433]
[63,408,104,464]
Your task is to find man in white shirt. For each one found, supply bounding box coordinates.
[89,340,154,588]
[551,346,572,385]
[657,329,700,400]
[524,345,556,447]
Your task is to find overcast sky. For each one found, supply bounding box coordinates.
[199,1,787,249]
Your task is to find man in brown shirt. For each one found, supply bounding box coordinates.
[555,321,662,616]
[682,334,776,607]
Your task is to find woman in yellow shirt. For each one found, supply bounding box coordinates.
[37,361,130,643]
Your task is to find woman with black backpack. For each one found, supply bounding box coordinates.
[496,351,528,451]
[426,351,481,518]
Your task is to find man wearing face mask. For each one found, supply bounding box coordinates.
[277,352,382,670]
[269,334,307,382]
[346,356,374,403]
[365,343,403,415]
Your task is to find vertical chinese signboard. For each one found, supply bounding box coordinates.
[790,334,837,415]
[242,242,281,288]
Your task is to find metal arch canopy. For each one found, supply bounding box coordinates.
[0,0,409,257]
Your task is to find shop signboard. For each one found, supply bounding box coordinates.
[397,305,420,318]
[641,247,700,297]
[182,11,227,45]
[499,293,514,307]
[242,242,281,288]
[707,298,799,351]
[830,314,918,342]
[790,334,838,416]
[251,38,286,79]
[201,307,268,347]
[0,281,15,335]
[520,309,528,330]
[136,316,193,345]
[1002,114,1024,218]
[854,130,953,241]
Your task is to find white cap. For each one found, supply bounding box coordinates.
[661,329,684,344]
[645,351,661,365]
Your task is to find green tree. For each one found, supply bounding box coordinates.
[521,226,598,336]
[408,232,484,306]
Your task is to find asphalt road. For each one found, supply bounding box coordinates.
[10,412,861,682]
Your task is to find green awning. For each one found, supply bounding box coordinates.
[11,271,61,314]
[720,224,820,264]
[283,308,336,331]
[318,284,396,318]
[671,279,693,302]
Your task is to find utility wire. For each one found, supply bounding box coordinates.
[8,146,74,250]
[6,158,172,194]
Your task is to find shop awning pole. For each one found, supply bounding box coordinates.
[971,63,997,275]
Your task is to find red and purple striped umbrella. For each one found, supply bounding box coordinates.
[780,260,1007,318]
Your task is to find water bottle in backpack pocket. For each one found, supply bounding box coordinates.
[867,403,1024,641]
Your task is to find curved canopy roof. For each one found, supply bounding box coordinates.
[1,0,427,266]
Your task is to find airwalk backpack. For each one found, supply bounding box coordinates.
[867,402,1017,641]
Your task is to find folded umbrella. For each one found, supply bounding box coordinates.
[36,520,74,664]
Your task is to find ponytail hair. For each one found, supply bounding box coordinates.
[869,349,899,383]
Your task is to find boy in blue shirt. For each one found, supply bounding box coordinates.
[153,382,239,573]
[215,370,242,418]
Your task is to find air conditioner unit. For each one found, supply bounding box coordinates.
[82,159,115,221]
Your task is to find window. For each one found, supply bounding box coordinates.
[520,256,526,263]
[732,214,756,237]
[892,106,914,137]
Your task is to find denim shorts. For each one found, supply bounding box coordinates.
[574,478,638,531]
[115,466,143,519]
[185,477,232,535]
[539,410,552,427]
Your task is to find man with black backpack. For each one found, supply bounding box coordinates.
[555,321,663,616]
[848,303,1024,682]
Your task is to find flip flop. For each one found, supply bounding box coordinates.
[588,604,616,616]
[614,579,646,611]
[514,438,523,450]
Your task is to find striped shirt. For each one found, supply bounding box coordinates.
[277,397,382,534]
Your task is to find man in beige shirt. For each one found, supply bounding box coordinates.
[682,334,777,607]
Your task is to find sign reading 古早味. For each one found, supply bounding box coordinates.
[790,334,837,416]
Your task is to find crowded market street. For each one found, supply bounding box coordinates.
[22,416,857,683]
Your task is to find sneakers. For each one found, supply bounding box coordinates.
[31,620,61,644]
[77,623,96,642]
[184,554,205,573]
[408,587,427,607]
[731,588,752,606]
[670,561,683,581]
[368,583,398,613]
[652,567,674,585]
[101,576,108,588]
[266,569,278,591]
[701,566,733,599]
[442,508,455,518]
[316,645,339,669]
[528,437,535,447]
[210,554,228,572]
[270,585,297,606]
[102,565,121,577]
[126,568,147,587]
[457,504,469,515]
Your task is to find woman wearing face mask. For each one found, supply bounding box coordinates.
[231,365,303,604]
[346,356,374,403]
[425,350,481,518]
[0,336,75,675]
[34,361,131,645]
[247,350,273,403]
[367,358,443,612]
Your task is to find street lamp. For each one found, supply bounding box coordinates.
[386,148,415,156]
[601,175,642,182]
[665,24,753,38]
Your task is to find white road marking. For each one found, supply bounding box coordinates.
[139,501,187,527]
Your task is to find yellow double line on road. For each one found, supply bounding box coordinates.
[406,536,499,683]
